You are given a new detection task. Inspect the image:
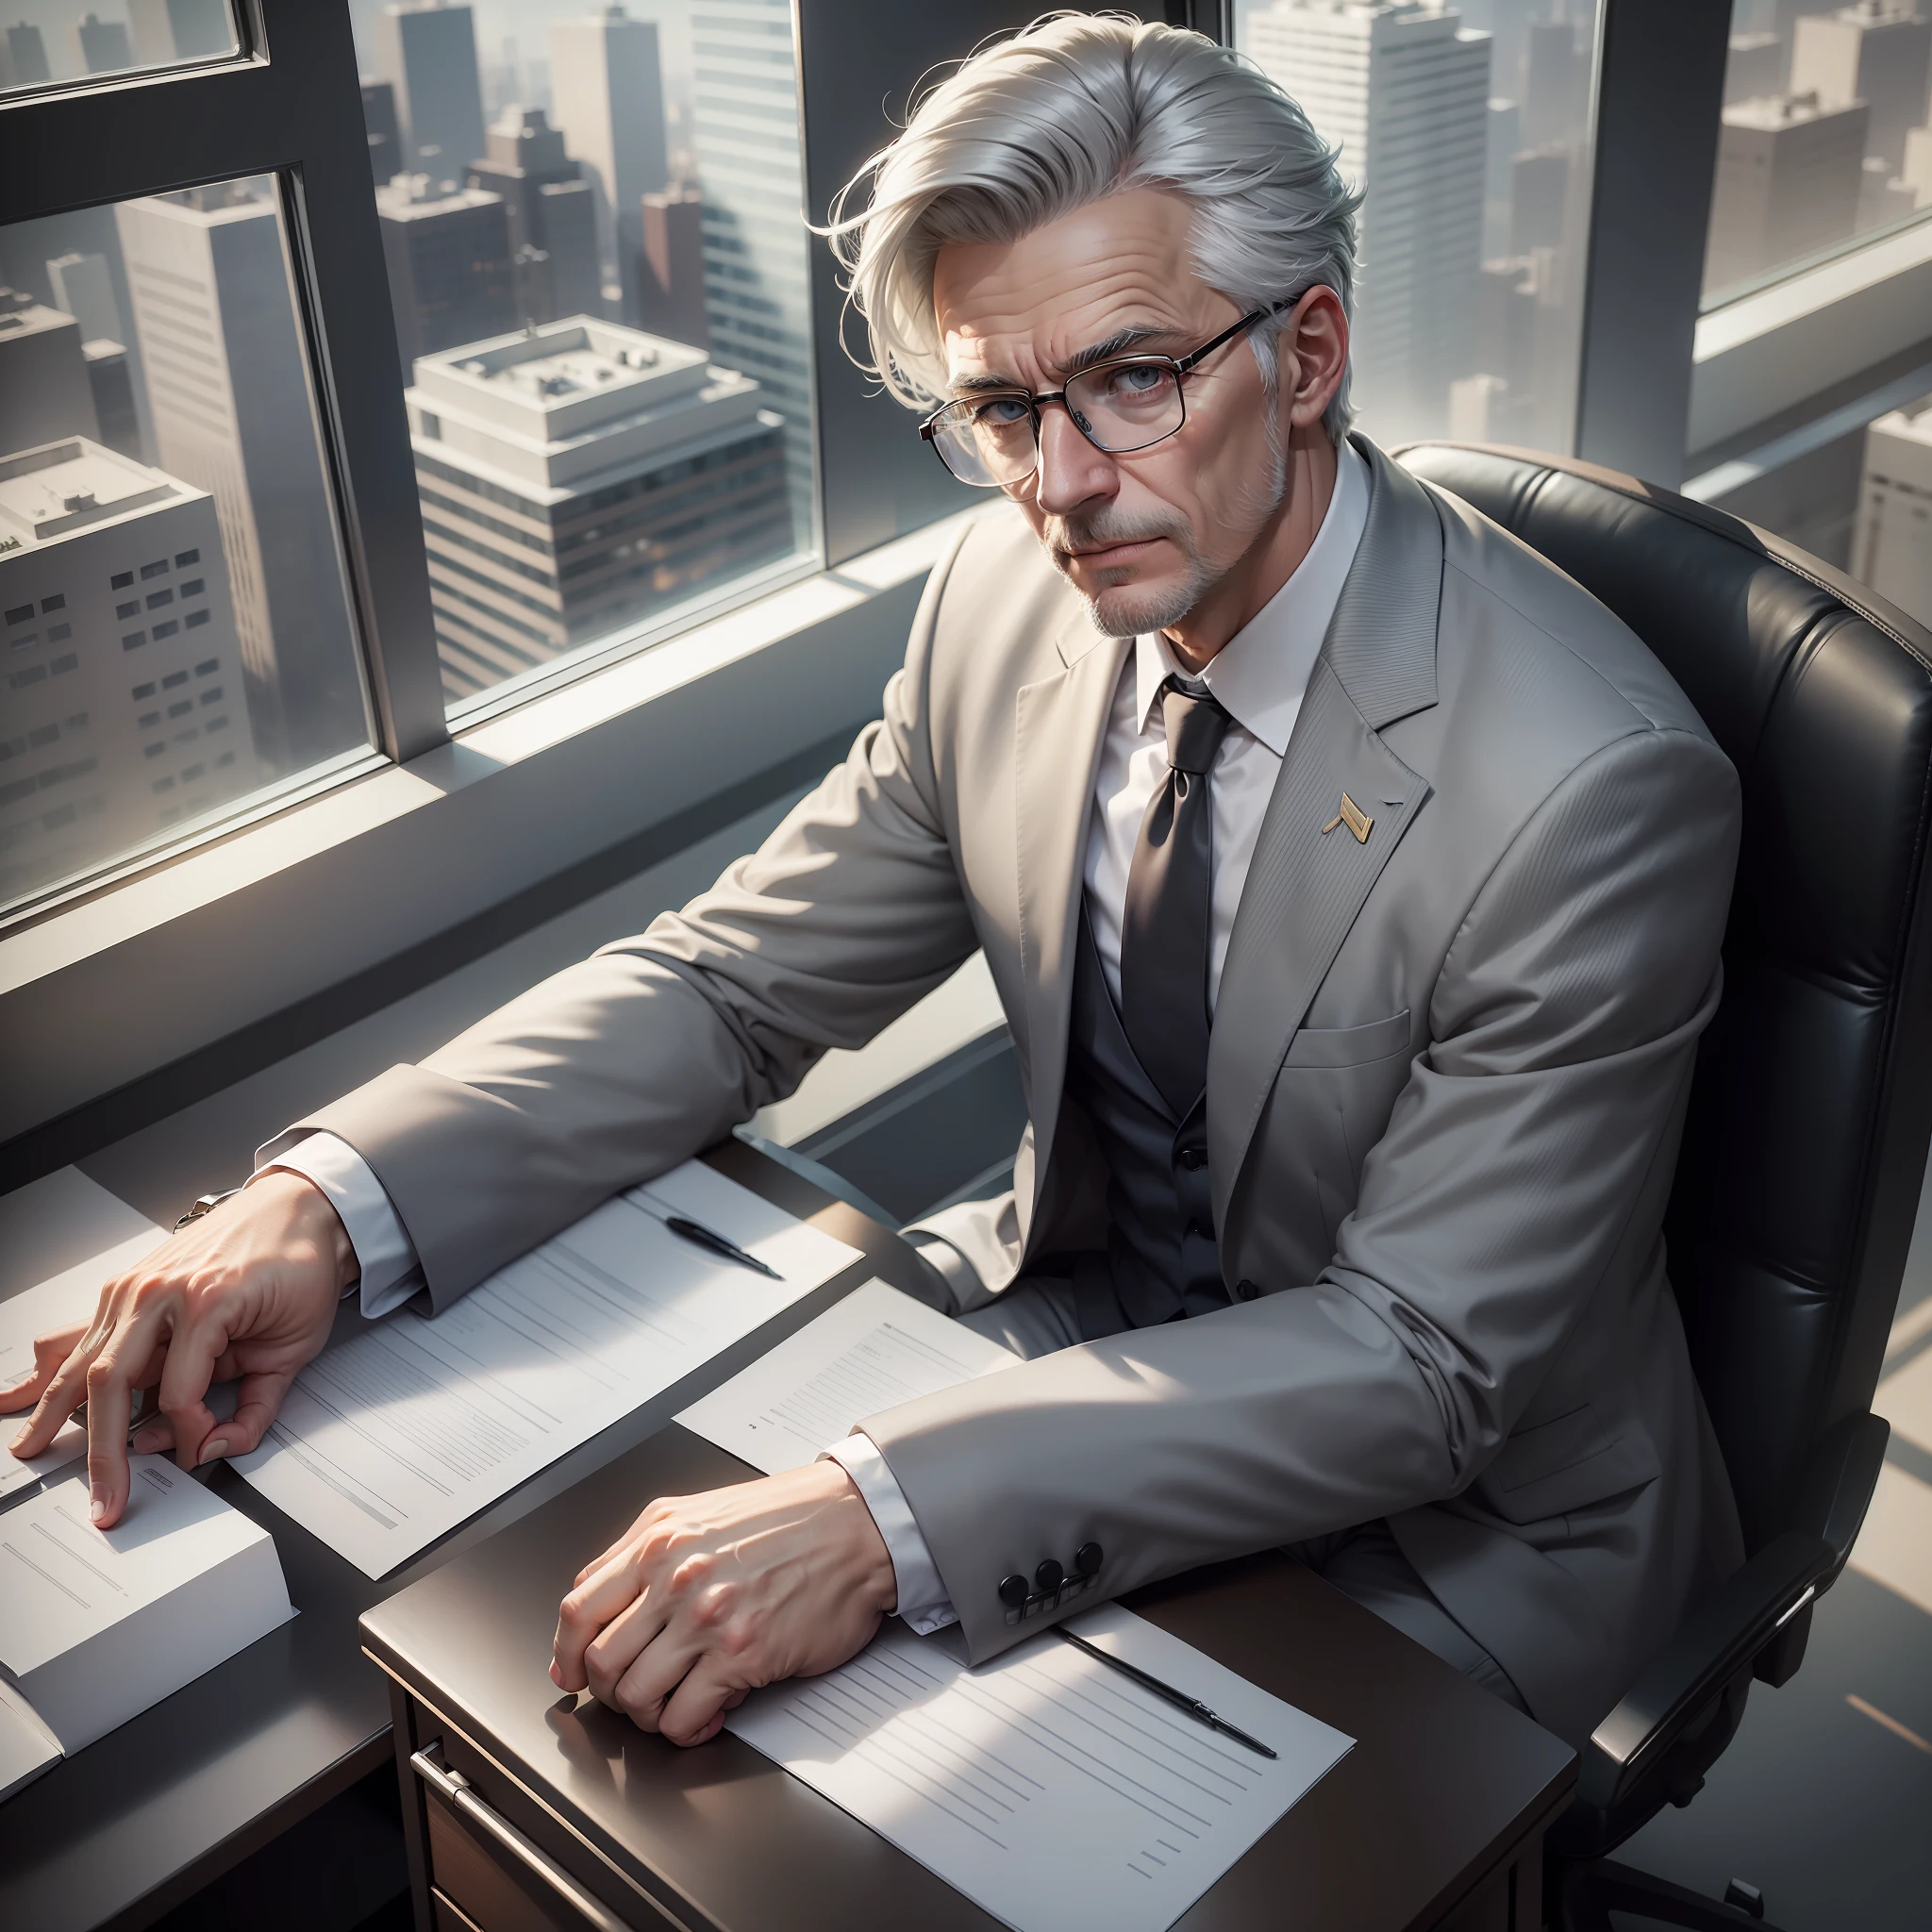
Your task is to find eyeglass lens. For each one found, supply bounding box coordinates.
[933,361,1186,486]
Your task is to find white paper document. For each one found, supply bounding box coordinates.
[0,1677,61,1803]
[0,1456,293,1753]
[726,1601,1352,1932]
[1,1193,169,1502]
[676,1278,1018,1474]
[234,1162,860,1576]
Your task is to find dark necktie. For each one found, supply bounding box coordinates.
[1120,677,1236,1117]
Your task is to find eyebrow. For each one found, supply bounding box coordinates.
[948,322,1191,396]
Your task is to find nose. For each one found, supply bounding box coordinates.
[1032,403,1117,518]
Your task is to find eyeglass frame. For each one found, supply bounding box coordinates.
[917,302,1291,486]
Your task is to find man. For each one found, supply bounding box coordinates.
[5,17,1742,1755]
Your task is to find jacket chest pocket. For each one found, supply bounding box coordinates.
[1274,1008,1415,1243]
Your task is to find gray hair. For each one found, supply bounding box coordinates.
[824,11,1363,441]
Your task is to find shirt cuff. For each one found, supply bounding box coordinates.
[824,1431,958,1634]
[255,1128,425,1320]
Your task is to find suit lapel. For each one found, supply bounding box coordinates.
[1014,618,1131,1209]
[1208,441,1446,1227]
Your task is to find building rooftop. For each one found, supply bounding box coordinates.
[375,175,506,221]
[1724,91,1869,131]
[0,438,193,548]
[413,317,716,439]
[0,289,82,348]
[1872,398,1932,446]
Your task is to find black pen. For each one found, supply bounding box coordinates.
[663,1213,784,1280]
[1059,1628,1277,1759]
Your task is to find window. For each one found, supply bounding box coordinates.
[1,3,241,100]
[1237,0,1606,453]
[0,174,374,914]
[1704,0,1932,308]
[353,0,819,714]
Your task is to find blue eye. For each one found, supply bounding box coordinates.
[972,397,1032,427]
[1096,363,1169,400]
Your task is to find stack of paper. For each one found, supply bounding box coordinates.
[0,1680,60,1803]
[0,1455,293,1756]
[234,1160,862,1576]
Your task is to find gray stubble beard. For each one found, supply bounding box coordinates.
[1053,414,1291,641]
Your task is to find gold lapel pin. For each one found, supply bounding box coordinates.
[1321,792,1374,843]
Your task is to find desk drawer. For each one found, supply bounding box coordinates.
[412,1736,684,1932]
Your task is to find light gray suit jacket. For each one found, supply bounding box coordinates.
[303,439,1745,1749]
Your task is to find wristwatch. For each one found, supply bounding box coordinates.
[174,1187,242,1232]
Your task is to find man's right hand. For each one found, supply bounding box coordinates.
[0,1171,356,1528]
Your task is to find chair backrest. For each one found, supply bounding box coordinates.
[1396,442,1932,1553]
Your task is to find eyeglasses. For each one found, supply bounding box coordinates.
[918,306,1286,489]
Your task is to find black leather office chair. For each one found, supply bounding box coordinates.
[1394,442,1932,1932]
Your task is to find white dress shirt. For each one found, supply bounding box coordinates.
[258,441,1372,1633]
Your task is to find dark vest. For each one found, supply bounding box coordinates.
[1065,899,1233,1328]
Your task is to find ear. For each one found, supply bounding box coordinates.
[1277,285,1349,432]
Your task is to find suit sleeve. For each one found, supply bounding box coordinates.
[291,525,985,1308]
[858,724,1742,1662]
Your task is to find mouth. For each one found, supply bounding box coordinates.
[1063,536,1164,572]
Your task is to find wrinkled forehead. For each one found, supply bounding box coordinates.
[930,187,1227,391]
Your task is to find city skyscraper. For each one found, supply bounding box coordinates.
[375,2,487,185]
[637,186,708,349]
[1248,1,1492,440]
[74,12,134,75]
[114,181,363,774]
[375,175,518,368]
[1725,29,1787,104]
[45,252,123,346]
[81,341,140,458]
[6,23,51,86]
[1853,397,1932,626]
[547,8,670,319]
[0,436,257,906]
[1791,2,1932,173]
[127,0,233,64]
[688,0,814,538]
[466,106,602,327]
[362,76,403,182]
[404,317,791,697]
[0,289,100,453]
[1517,15,1583,149]
[1706,92,1869,290]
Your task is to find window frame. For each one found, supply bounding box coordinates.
[1,1,450,786]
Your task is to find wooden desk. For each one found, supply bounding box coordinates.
[0,1143,935,1932]
[361,1430,1576,1932]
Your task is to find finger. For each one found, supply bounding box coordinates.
[608,1631,709,1736]
[131,1416,176,1455]
[0,1322,87,1413]
[156,1318,228,1472]
[9,1331,105,1458]
[84,1349,138,1526]
[581,1588,671,1703]
[553,1545,655,1690]
[656,1658,740,1748]
[202,1369,294,1463]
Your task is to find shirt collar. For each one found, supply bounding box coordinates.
[1134,438,1372,756]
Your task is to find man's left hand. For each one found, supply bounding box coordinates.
[551,1460,896,1745]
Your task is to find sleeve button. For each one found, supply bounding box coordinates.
[1035,1557,1064,1592]
[1235,1278,1259,1302]
[1074,1541,1103,1576]
[999,1573,1029,1608]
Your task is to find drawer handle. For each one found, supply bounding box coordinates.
[412,1743,629,1932]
